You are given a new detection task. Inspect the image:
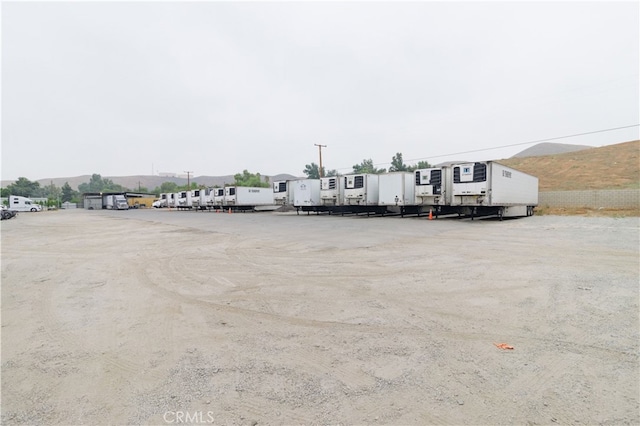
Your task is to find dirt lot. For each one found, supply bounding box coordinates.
[2,209,638,425]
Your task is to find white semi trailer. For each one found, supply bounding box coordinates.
[320,176,344,213]
[378,172,417,216]
[223,186,277,211]
[450,161,538,219]
[290,179,326,214]
[197,189,211,210]
[272,181,290,206]
[414,167,456,217]
[342,173,384,215]
[166,193,178,208]
[211,188,225,209]
[175,191,193,209]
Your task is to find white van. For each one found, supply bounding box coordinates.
[9,195,43,212]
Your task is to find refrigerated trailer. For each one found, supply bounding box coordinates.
[211,188,225,209]
[414,167,457,217]
[450,161,538,219]
[166,193,178,208]
[175,191,193,210]
[197,189,211,210]
[272,181,290,206]
[320,176,344,213]
[290,179,327,214]
[378,172,417,216]
[223,186,277,211]
[342,173,385,215]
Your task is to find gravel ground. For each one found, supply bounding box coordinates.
[1,209,638,425]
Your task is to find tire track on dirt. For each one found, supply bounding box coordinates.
[137,261,425,335]
[37,270,166,387]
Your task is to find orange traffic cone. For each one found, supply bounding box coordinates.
[428,209,433,220]
[228,207,231,214]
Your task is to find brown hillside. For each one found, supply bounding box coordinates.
[498,140,639,191]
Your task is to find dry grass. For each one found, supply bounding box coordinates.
[498,140,640,191]
[535,206,640,217]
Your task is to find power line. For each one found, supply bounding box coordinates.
[334,124,639,171]
[407,124,640,163]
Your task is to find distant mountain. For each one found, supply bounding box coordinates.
[511,142,593,158]
[2,174,300,192]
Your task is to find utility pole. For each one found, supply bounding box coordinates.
[314,144,327,178]
[184,171,193,189]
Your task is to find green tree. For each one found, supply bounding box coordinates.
[389,152,408,172]
[61,182,77,203]
[102,178,127,192]
[304,163,338,179]
[154,182,179,194]
[407,160,433,172]
[6,177,42,197]
[78,174,104,193]
[42,181,61,199]
[352,159,386,174]
[233,170,269,187]
[303,163,323,179]
[41,181,62,207]
[78,174,128,193]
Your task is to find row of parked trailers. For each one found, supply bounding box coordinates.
[158,161,539,219]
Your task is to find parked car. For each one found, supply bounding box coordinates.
[1,205,18,220]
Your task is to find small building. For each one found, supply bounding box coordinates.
[82,192,157,209]
[83,194,103,210]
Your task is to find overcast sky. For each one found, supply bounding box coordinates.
[2,1,638,181]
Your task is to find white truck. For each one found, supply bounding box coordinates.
[378,172,416,216]
[8,195,42,212]
[102,194,129,210]
[223,186,277,211]
[450,161,538,219]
